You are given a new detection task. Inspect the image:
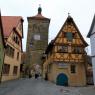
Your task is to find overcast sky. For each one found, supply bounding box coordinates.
[0,0,95,54]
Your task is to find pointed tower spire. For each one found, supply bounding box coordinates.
[38,4,42,14]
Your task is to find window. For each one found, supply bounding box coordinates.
[13,35,16,42]
[70,65,76,73]
[13,66,18,75]
[15,36,18,43]
[17,52,19,60]
[58,46,68,53]
[73,47,83,54]
[13,34,20,45]
[66,32,73,41]
[2,64,10,74]
[6,45,14,58]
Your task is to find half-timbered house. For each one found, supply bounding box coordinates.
[43,15,88,86]
[1,16,24,81]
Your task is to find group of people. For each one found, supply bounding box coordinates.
[28,64,41,79]
[35,73,39,79]
[29,73,40,79]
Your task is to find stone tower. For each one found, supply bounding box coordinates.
[26,6,50,73]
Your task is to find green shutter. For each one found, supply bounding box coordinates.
[66,32,73,41]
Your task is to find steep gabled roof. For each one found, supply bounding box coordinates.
[87,14,95,38]
[2,16,23,38]
[0,11,5,47]
[54,16,88,47]
[45,16,88,54]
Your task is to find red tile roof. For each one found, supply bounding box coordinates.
[28,7,50,21]
[29,14,50,20]
[2,16,23,37]
[28,14,50,21]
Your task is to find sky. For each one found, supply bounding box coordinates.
[0,0,95,55]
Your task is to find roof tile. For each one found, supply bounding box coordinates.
[2,16,23,37]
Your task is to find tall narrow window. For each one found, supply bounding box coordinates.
[71,65,76,73]
[17,52,19,60]
[2,64,10,74]
[66,32,73,41]
[73,47,83,54]
[58,46,68,53]
[13,66,18,75]
[5,45,14,58]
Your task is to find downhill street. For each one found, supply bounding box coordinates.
[0,78,95,95]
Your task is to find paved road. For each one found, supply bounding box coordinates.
[0,78,95,95]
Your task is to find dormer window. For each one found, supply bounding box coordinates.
[12,34,20,45]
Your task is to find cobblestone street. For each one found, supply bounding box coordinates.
[0,78,95,95]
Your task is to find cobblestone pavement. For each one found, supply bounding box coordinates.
[0,78,95,95]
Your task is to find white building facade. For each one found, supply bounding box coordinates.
[87,15,95,85]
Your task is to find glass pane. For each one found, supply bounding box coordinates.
[66,32,73,41]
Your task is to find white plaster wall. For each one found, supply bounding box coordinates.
[90,23,95,85]
[92,58,95,85]
[90,34,95,56]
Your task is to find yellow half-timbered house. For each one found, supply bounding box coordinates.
[43,15,88,86]
[1,16,23,81]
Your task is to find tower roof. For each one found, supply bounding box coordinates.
[27,6,50,21]
[38,6,42,14]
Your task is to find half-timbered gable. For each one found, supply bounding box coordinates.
[53,16,88,63]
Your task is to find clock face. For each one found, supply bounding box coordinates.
[34,34,40,40]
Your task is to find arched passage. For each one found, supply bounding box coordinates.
[56,73,68,86]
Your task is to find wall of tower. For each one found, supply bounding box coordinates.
[26,18,50,72]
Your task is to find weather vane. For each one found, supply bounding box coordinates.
[39,4,41,7]
[68,12,70,16]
